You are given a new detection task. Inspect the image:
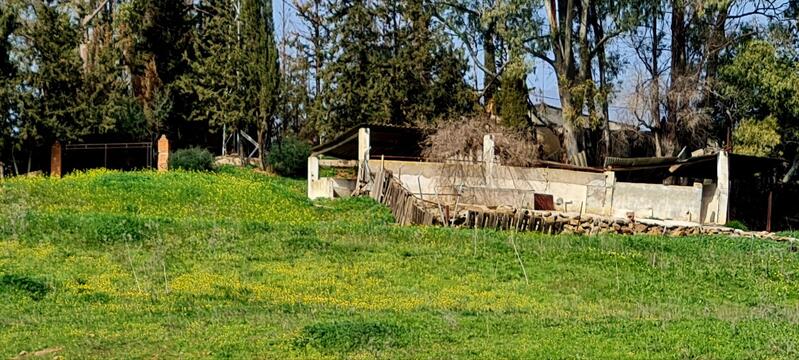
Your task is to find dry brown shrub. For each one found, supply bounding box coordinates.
[421,115,539,167]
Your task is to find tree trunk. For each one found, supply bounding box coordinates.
[482,25,497,112]
[650,2,663,157]
[589,2,610,159]
[559,89,580,162]
[545,0,581,164]
[257,127,266,170]
[237,129,246,167]
[11,146,19,176]
[666,0,687,155]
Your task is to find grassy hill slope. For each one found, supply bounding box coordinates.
[1,168,799,358]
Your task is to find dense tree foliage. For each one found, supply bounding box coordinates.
[0,0,797,180]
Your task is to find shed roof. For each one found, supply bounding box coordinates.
[311,124,431,160]
[606,152,787,181]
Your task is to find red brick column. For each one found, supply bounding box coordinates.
[50,141,62,178]
[157,135,169,172]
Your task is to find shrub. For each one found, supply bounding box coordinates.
[170,147,215,171]
[726,220,749,231]
[267,136,311,177]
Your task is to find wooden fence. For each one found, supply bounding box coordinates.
[370,169,436,226]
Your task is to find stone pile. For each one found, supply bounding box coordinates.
[450,207,798,243]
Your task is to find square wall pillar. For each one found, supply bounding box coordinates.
[307,155,319,198]
[483,134,495,187]
[716,151,730,224]
[603,170,616,216]
[50,141,62,178]
[357,128,371,185]
[358,128,370,164]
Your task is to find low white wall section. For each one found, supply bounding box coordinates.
[308,178,356,199]
[612,182,703,222]
[372,160,713,224]
[377,160,607,213]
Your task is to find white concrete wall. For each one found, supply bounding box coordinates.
[612,182,703,222]
[308,178,356,199]
[378,160,605,213]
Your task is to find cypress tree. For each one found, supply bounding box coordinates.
[0,3,16,160]
[241,0,280,168]
[117,0,192,141]
[14,0,84,167]
[179,0,246,138]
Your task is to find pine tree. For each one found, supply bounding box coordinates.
[279,36,312,137]
[321,0,384,136]
[291,0,333,141]
[79,11,147,142]
[384,0,474,125]
[319,0,475,137]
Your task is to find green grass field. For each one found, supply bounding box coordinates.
[1,168,799,358]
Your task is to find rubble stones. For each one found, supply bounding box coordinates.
[455,208,798,243]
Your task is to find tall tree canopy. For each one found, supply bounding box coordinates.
[0,0,798,178]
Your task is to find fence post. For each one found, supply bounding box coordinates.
[157,135,169,172]
[50,141,62,178]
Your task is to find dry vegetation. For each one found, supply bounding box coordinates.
[422,115,539,167]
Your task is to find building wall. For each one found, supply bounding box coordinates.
[612,182,704,222]
[377,160,710,223]
[379,160,606,214]
[308,178,357,199]
[701,183,720,224]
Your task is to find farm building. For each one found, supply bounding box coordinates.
[308,125,794,232]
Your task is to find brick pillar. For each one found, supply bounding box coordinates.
[50,141,62,178]
[157,135,169,172]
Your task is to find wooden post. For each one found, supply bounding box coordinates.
[766,190,773,232]
[50,141,62,178]
[157,135,169,172]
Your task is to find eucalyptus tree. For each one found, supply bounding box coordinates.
[527,0,642,163]
[433,0,539,115]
